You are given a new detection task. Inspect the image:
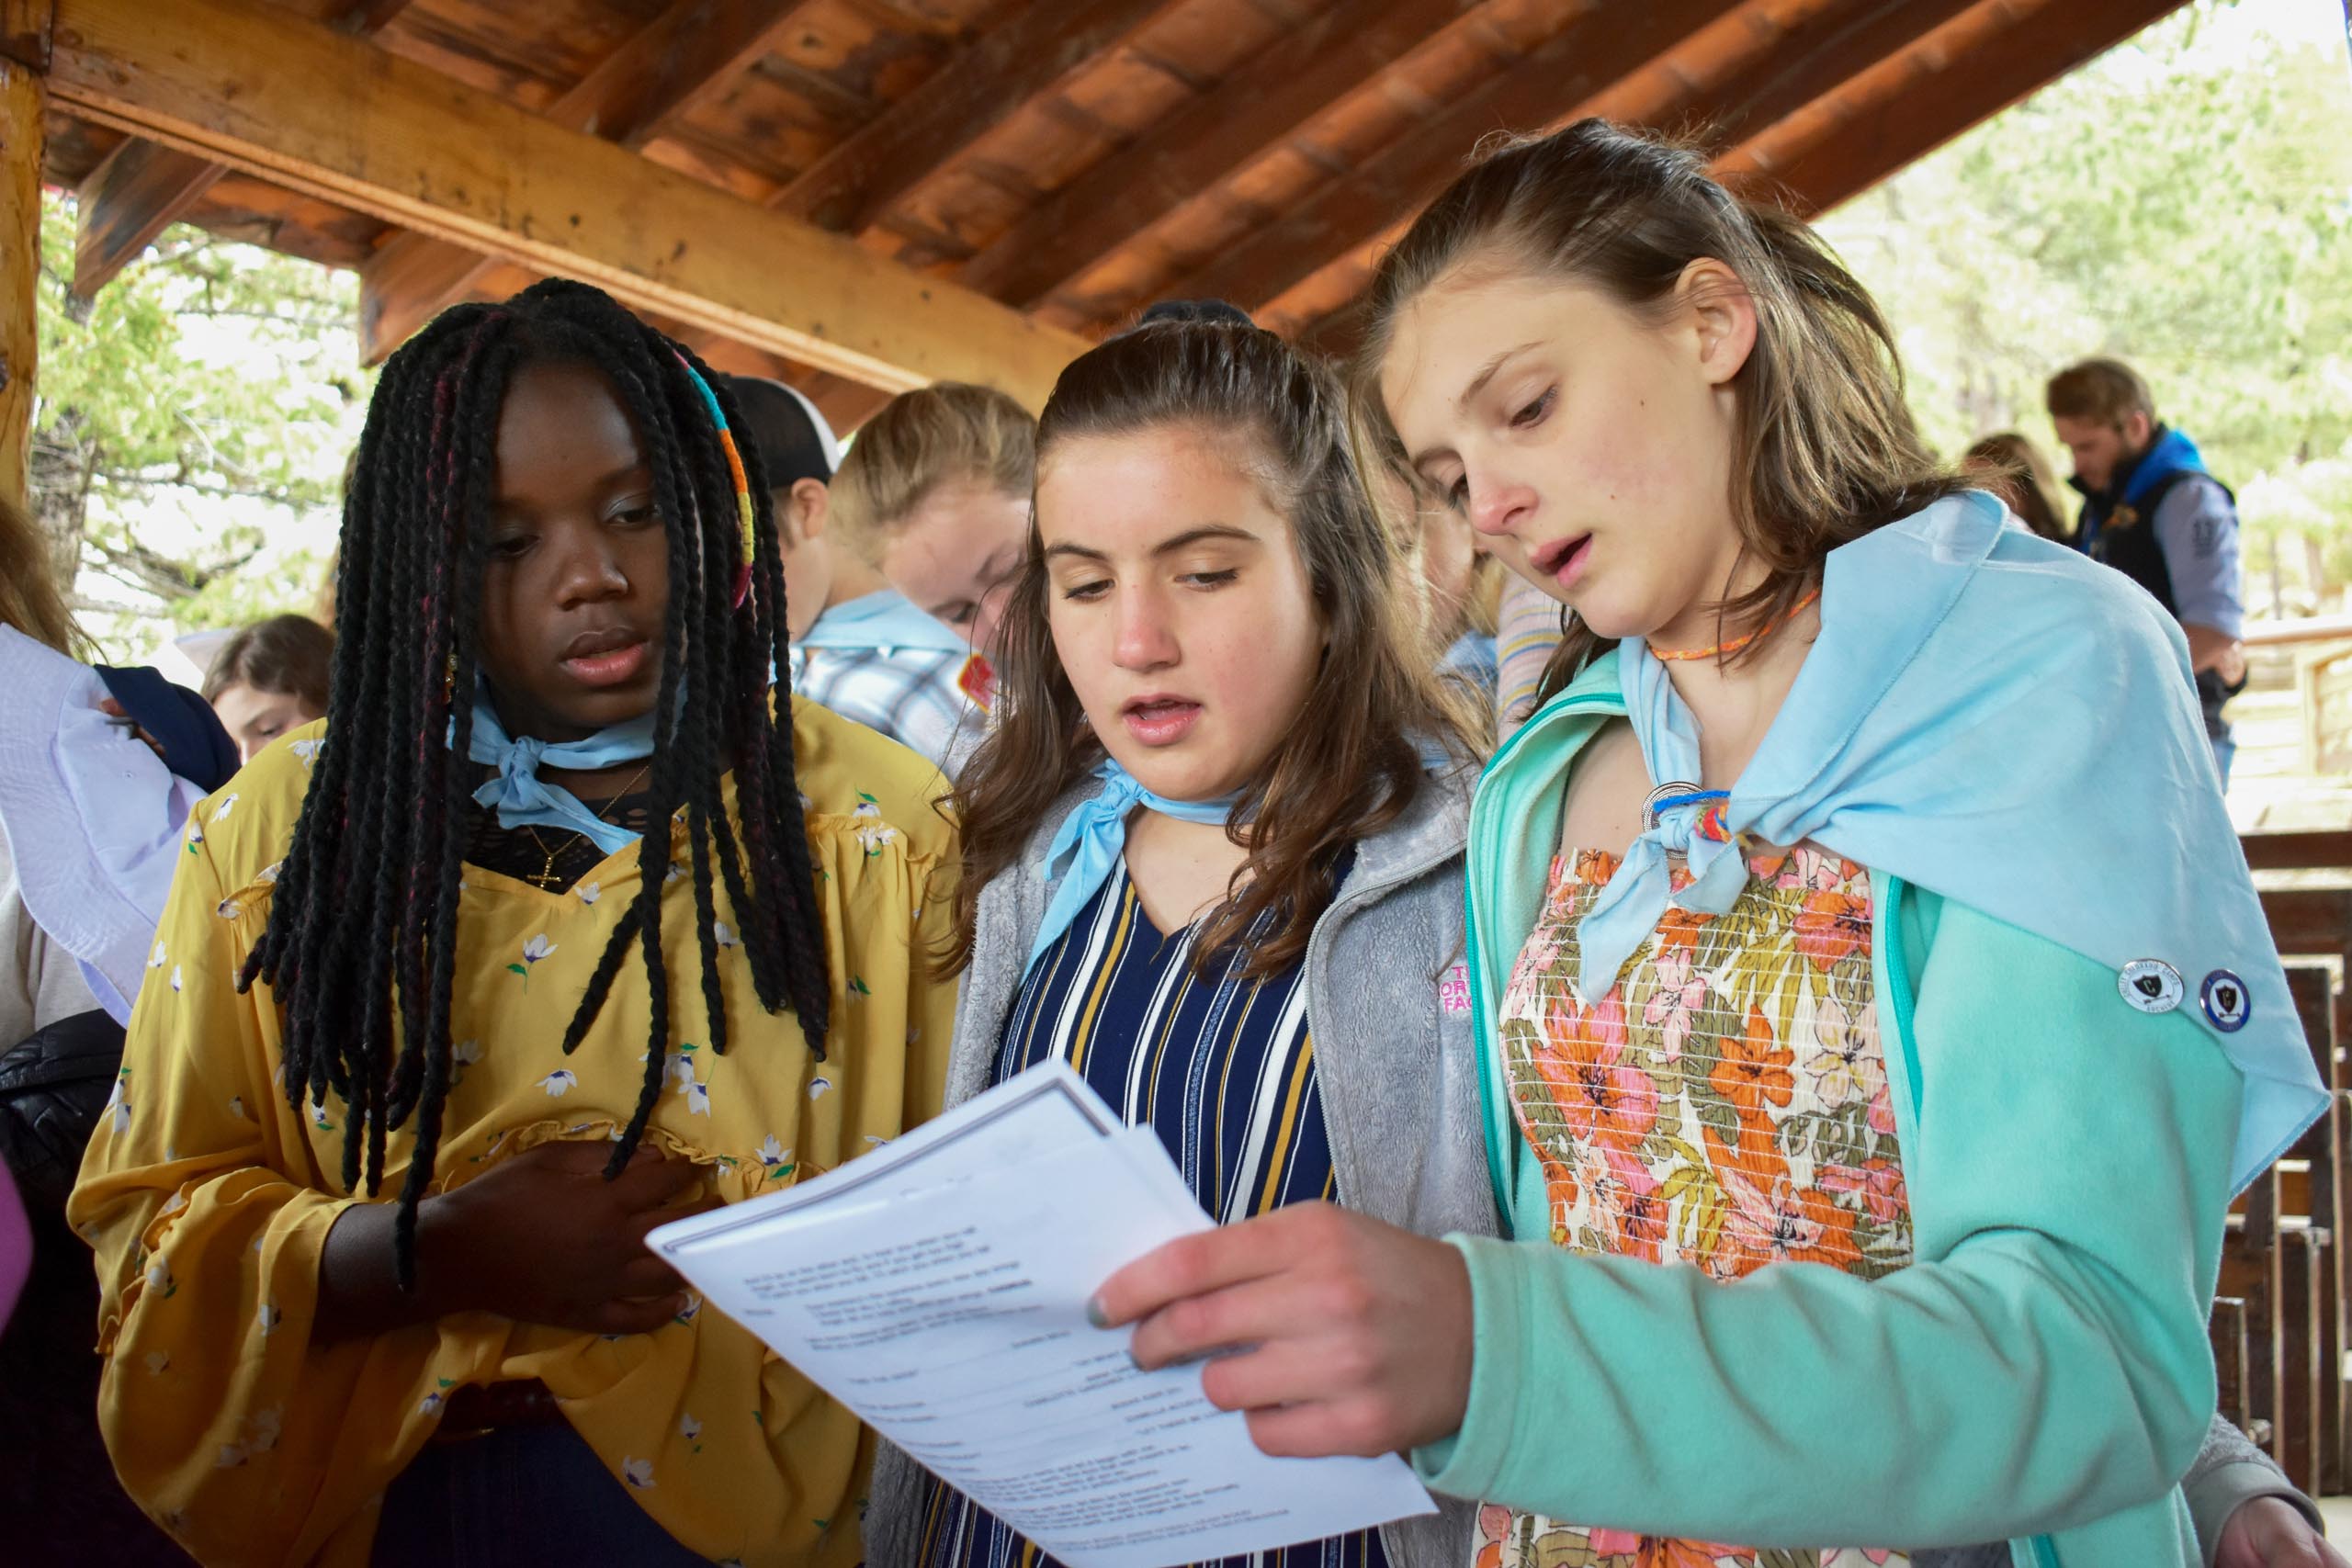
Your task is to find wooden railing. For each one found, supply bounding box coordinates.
[2223,828,2352,1494]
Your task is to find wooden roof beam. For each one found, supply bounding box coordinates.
[1246,0,1994,333]
[956,0,1479,310]
[1293,0,2183,359]
[773,0,1185,235]
[359,0,815,362]
[65,0,413,303]
[48,0,1086,403]
[1764,0,2192,214]
[71,140,222,302]
[1164,0,1738,314]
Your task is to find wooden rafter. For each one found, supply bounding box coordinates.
[71,141,223,303]
[1765,0,2191,214]
[773,0,1183,234]
[360,0,813,361]
[956,0,1479,310]
[1166,0,1735,313]
[47,0,1087,402]
[1233,0,2011,336]
[65,0,413,302]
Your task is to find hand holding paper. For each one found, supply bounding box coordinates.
[1091,1198,1476,1460]
[647,1062,1435,1568]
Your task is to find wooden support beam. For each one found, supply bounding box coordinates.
[1,0,51,71]
[1285,0,2031,355]
[774,0,1182,235]
[323,0,417,32]
[70,140,221,301]
[46,0,1087,403]
[1167,0,1732,313]
[1688,0,1984,158]
[63,0,411,304]
[359,0,808,362]
[958,0,1476,310]
[1,46,42,513]
[558,0,803,147]
[1767,0,2191,215]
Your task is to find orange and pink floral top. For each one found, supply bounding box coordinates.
[1486,842,1913,1568]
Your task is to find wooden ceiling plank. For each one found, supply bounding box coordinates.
[71,138,224,300]
[1166,0,1736,312]
[358,0,816,362]
[48,0,1087,402]
[63,0,407,304]
[1684,0,1984,154]
[554,0,809,147]
[1769,0,2191,213]
[323,0,419,35]
[772,0,1185,235]
[958,0,1478,310]
[1293,0,2188,356]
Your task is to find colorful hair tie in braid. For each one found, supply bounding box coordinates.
[677,355,758,608]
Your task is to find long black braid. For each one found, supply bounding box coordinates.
[240,280,834,1286]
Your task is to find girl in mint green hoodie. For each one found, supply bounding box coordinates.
[1088,119,2329,1568]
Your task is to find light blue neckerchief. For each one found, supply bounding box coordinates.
[1027,757,1239,976]
[797,589,969,655]
[1572,489,2324,1191]
[456,677,657,857]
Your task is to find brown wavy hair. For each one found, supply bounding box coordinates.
[1350,118,1969,696]
[946,309,1478,980]
[1965,431,2072,544]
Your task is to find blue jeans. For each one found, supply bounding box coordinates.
[370,1425,713,1567]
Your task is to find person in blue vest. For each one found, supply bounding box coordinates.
[2048,357,2248,785]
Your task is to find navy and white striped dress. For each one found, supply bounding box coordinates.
[914,852,1386,1568]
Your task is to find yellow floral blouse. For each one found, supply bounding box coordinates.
[68,698,957,1568]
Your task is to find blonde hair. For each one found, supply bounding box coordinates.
[827,382,1036,563]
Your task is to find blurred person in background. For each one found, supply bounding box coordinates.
[202,612,334,762]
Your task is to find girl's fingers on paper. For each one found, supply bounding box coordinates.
[1241,1399,1404,1461]
[1092,1202,1343,1328]
[1127,1276,1298,1371]
[1194,1337,1363,1414]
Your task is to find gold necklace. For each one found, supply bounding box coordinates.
[517,761,653,889]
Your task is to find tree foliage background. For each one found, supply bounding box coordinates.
[32,197,370,662]
[1816,0,2352,611]
[28,0,2352,661]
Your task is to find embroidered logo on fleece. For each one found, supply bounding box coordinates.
[1439,963,1472,1016]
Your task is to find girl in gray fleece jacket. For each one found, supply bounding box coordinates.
[863,301,1487,1568]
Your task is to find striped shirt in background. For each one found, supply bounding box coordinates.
[914,852,1389,1568]
[1495,571,1566,740]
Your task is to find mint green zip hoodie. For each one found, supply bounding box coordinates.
[1420,650,2242,1568]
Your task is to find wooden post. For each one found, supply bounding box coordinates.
[0,45,42,515]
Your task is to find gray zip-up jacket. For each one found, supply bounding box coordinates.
[864,765,1487,1568]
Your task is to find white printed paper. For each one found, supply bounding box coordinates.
[650,1062,1435,1568]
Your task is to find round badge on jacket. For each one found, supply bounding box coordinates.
[2118,959,2185,1015]
[2199,969,2252,1032]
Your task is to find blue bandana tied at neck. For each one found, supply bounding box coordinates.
[1028,757,1239,976]
[1563,490,2323,1191]
[455,677,658,858]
